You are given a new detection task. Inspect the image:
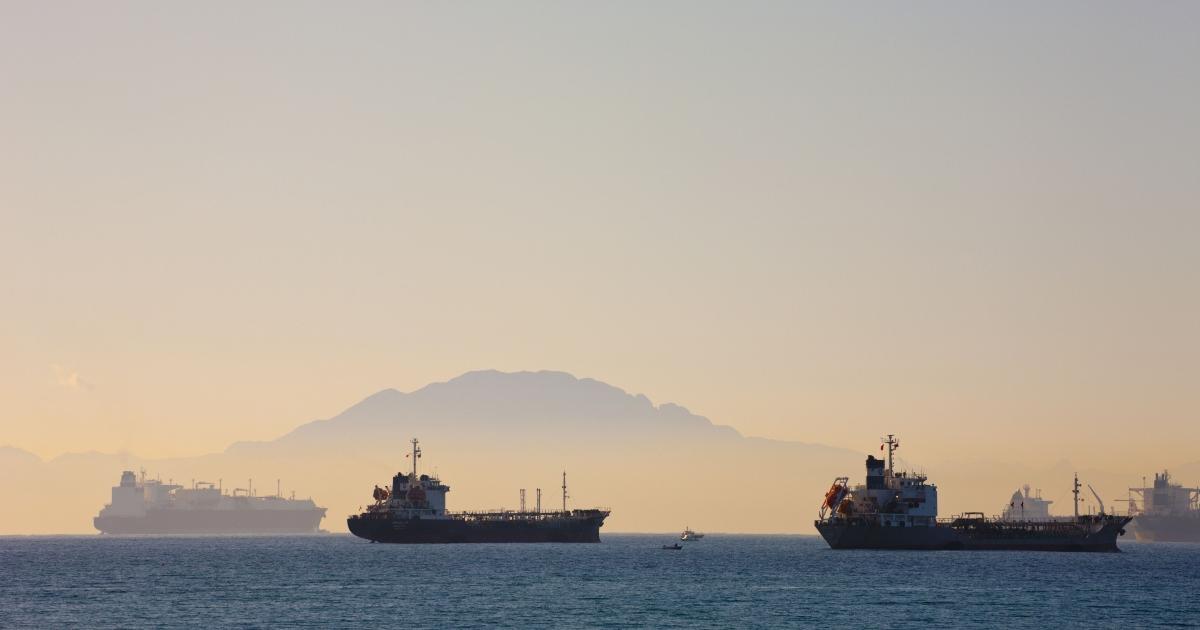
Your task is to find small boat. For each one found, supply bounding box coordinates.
[680,527,705,541]
[661,543,683,550]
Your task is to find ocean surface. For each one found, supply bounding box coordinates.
[2,534,1198,628]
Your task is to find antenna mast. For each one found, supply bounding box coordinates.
[882,434,899,472]
[410,438,422,478]
[562,471,569,513]
[1073,473,1081,519]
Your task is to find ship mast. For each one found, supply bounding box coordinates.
[1073,473,1081,519]
[562,470,569,514]
[410,438,422,479]
[882,434,899,473]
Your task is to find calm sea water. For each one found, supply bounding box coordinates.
[2,534,1198,628]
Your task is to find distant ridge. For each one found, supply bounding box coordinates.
[228,369,745,452]
[2,369,870,534]
[0,446,42,466]
[2,370,1172,535]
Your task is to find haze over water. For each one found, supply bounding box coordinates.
[3,2,1197,485]
[2,3,1197,627]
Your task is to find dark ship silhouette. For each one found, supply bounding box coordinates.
[347,439,609,543]
[815,435,1131,551]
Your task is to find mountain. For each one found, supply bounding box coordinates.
[0,370,1168,535]
[225,370,859,533]
[0,446,42,466]
[0,370,860,534]
[230,370,742,451]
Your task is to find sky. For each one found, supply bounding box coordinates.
[1,2,1197,471]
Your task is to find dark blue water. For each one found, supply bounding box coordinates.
[2,534,1198,628]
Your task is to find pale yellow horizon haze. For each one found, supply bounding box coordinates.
[2,1,1198,488]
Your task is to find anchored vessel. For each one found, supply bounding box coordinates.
[347,439,610,544]
[1127,471,1200,542]
[814,435,1131,551]
[94,471,326,534]
[1000,485,1055,521]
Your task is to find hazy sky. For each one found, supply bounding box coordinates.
[2,2,1197,469]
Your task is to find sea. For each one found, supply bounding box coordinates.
[2,534,1198,628]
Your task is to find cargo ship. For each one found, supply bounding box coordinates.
[1127,471,1200,542]
[94,471,327,534]
[1000,485,1055,521]
[814,435,1131,551]
[347,439,609,543]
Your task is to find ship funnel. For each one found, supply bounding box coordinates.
[866,456,885,489]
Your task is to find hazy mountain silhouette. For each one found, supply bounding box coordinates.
[0,370,862,534]
[0,370,1175,535]
[214,370,861,534]
[0,445,42,466]
[229,370,741,452]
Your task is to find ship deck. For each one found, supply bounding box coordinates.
[360,507,610,522]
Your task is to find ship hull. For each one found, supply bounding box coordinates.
[1131,515,1200,542]
[347,513,607,544]
[815,522,961,550]
[815,517,1130,552]
[95,509,326,535]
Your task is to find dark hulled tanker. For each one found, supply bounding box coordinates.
[814,435,1131,552]
[347,439,609,544]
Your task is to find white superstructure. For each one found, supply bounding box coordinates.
[1000,485,1054,521]
[372,438,453,519]
[96,470,321,518]
[819,434,938,528]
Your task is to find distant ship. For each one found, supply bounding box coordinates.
[814,435,1131,551]
[1000,485,1055,521]
[95,471,327,534]
[1127,471,1200,542]
[347,439,610,544]
[680,527,704,541]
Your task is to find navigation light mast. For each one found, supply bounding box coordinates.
[881,434,900,472]
[410,438,422,478]
[562,471,569,513]
[1073,473,1081,519]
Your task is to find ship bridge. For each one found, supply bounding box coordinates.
[819,434,938,528]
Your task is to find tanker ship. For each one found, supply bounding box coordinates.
[814,435,1131,551]
[1127,471,1200,542]
[94,471,327,534]
[347,439,609,544]
[1000,485,1056,521]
